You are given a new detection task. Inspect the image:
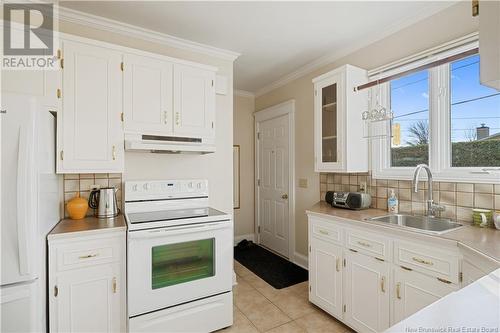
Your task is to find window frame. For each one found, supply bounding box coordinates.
[371,39,500,183]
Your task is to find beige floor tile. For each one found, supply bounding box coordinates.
[255,283,294,302]
[241,273,270,289]
[272,292,316,320]
[265,321,306,333]
[220,307,259,333]
[285,281,309,297]
[234,277,255,296]
[234,289,270,312]
[242,302,291,332]
[234,261,254,277]
[294,310,348,333]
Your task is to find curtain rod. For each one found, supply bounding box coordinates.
[354,47,479,92]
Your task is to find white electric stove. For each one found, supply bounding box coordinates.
[124,179,233,333]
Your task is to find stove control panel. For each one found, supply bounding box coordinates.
[124,179,208,201]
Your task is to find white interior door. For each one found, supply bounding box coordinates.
[257,112,291,258]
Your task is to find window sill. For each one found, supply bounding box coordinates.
[372,167,500,184]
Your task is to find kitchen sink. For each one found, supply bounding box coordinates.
[366,214,463,235]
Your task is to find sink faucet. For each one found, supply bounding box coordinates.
[412,164,445,217]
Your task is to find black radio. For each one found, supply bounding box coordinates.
[325,191,371,210]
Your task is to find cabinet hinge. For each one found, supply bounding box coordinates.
[309,245,311,252]
[57,49,61,59]
[211,121,214,129]
[257,179,260,186]
[257,132,260,140]
[54,285,58,297]
[472,0,479,16]
[56,88,61,99]
[211,80,214,87]
[121,112,124,122]
[343,304,346,313]
[343,258,346,267]
[120,62,124,71]
[258,226,261,234]
[60,150,64,160]
[459,272,463,283]
[400,265,413,271]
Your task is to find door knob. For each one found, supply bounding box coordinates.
[281,194,288,199]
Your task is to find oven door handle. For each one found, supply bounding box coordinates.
[128,221,231,239]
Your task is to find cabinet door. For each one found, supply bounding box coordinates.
[173,64,215,138]
[314,73,344,172]
[54,263,121,333]
[344,251,390,332]
[393,267,457,324]
[123,54,173,135]
[309,237,343,318]
[59,40,123,173]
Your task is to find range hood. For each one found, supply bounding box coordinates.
[125,134,215,154]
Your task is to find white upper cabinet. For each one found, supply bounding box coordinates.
[123,53,174,135]
[173,64,215,138]
[313,65,368,172]
[479,0,500,90]
[57,40,124,173]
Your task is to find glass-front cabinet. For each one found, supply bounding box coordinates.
[313,65,369,172]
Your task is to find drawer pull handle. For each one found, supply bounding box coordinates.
[349,248,358,253]
[357,241,371,247]
[319,230,329,236]
[380,276,386,293]
[400,265,413,271]
[112,277,117,293]
[79,254,98,259]
[437,277,452,284]
[336,258,340,272]
[412,257,433,266]
[396,282,401,299]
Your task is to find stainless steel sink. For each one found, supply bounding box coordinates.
[366,214,463,235]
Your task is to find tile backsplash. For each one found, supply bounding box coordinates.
[63,173,122,217]
[320,173,500,223]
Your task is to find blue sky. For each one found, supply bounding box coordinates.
[390,55,500,146]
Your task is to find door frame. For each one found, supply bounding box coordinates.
[254,99,295,261]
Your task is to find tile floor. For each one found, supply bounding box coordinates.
[221,261,355,333]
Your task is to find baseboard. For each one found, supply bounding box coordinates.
[234,233,255,246]
[293,252,309,270]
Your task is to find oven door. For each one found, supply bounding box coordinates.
[128,220,233,317]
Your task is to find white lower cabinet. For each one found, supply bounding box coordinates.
[309,237,343,317]
[393,267,457,324]
[344,251,390,332]
[48,231,126,333]
[307,215,469,332]
[55,263,122,332]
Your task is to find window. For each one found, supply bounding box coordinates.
[372,41,500,182]
[450,55,500,167]
[390,70,430,167]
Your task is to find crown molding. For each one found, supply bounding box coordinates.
[57,6,241,62]
[254,1,458,97]
[234,90,255,98]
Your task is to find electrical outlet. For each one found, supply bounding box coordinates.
[359,182,367,192]
[299,178,308,188]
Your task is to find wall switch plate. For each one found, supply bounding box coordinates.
[299,178,308,188]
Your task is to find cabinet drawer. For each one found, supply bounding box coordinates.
[55,237,122,272]
[346,229,390,260]
[394,241,459,283]
[310,218,342,245]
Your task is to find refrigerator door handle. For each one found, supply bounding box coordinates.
[16,124,31,276]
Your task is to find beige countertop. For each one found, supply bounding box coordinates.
[386,268,500,332]
[48,215,127,240]
[306,201,500,262]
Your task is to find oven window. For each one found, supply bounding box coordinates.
[151,238,215,289]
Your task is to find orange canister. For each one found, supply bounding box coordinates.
[66,193,89,220]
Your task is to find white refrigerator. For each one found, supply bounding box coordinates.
[0,93,60,332]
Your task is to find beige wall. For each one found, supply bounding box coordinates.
[255,2,479,257]
[59,20,235,215]
[233,95,256,239]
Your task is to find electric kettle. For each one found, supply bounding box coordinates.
[88,187,120,218]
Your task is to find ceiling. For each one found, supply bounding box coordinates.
[60,1,454,93]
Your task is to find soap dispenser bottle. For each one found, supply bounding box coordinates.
[388,189,399,214]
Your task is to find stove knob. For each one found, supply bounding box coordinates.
[188,182,194,189]
[143,183,150,191]
[197,182,202,189]
[132,184,138,191]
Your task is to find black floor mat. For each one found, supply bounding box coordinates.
[234,242,308,289]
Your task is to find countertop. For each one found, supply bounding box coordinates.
[306,201,500,263]
[385,268,500,332]
[47,215,127,240]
